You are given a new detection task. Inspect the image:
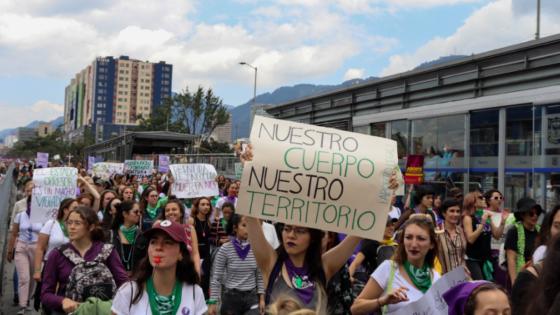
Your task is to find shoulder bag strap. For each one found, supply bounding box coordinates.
[265,258,283,305]
[382,261,397,315]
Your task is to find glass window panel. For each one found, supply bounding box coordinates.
[370,122,386,138]
[469,109,499,194]
[391,120,408,169]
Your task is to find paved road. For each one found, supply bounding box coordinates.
[0,261,40,315]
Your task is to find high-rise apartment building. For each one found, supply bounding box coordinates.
[64,56,172,142]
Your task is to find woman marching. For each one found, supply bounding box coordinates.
[110,200,147,275]
[41,206,128,314]
[209,214,264,315]
[32,198,78,314]
[351,215,440,314]
[190,197,213,299]
[111,219,207,315]
[156,198,202,275]
[436,198,467,274]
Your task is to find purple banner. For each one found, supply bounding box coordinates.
[88,156,96,172]
[158,155,170,173]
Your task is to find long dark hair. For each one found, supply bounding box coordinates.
[131,233,199,304]
[393,215,438,268]
[111,200,138,231]
[139,187,156,212]
[537,205,560,247]
[67,206,105,242]
[57,198,76,221]
[276,226,326,289]
[191,197,212,223]
[526,236,560,315]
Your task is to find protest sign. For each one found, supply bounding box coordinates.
[404,155,424,184]
[237,115,398,240]
[169,164,219,199]
[87,156,96,172]
[93,162,124,180]
[36,152,49,168]
[159,155,170,173]
[391,267,468,315]
[124,160,154,177]
[235,162,243,179]
[30,167,77,223]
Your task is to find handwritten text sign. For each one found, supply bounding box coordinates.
[124,160,154,177]
[31,167,77,223]
[170,164,219,199]
[159,155,170,173]
[237,116,398,240]
[93,162,124,180]
[391,267,468,315]
[36,152,49,168]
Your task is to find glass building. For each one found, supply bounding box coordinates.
[267,34,560,211]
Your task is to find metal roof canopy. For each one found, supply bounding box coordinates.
[266,33,560,128]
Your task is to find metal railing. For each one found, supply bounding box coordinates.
[0,164,16,296]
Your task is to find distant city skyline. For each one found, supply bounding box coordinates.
[1,0,560,129]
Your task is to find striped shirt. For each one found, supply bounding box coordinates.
[210,240,264,300]
[437,225,467,274]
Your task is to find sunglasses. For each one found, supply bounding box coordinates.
[527,211,540,217]
[492,196,503,200]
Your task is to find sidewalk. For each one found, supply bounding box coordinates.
[1,260,40,315]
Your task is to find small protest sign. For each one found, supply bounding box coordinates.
[36,152,49,168]
[169,164,219,199]
[159,155,170,173]
[92,162,124,180]
[87,156,96,172]
[237,116,398,240]
[235,162,243,179]
[404,155,424,184]
[124,160,154,177]
[30,167,77,223]
[391,267,468,315]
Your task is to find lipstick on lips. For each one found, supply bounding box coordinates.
[154,256,162,264]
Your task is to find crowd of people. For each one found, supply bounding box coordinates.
[4,159,560,315]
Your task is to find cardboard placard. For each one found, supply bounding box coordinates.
[404,155,424,184]
[124,160,154,177]
[159,155,170,173]
[169,164,219,199]
[92,162,124,180]
[30,167,77,223]
[237,116,398,240]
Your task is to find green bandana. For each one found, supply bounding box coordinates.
[147,277,182,315]
[146,204,158,219]
[404,260,432,293]
[58,220,68,238]
[120,224,138,244]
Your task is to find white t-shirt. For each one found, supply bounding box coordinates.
[262,222,280,249]
[39,219,69,259]
[14,211,43,243]
[112,281,207,315]
[371,260,441,314]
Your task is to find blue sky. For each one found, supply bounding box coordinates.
[0,0,559,130]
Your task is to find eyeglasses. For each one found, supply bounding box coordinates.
[492,196,503,200]
[528,211,540,217]
[283,226,309,235]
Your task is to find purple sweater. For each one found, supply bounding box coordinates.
[41,241,128,311]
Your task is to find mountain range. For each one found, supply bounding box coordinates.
[0,55,466,143]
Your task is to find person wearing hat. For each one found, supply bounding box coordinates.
[111,219,207,315]
[504,197,542,285]
[443,281,510,315]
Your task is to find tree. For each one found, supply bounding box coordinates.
[136,86,230,139]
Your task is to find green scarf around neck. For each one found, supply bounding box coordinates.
[147,277,182,315]
[120,224,138,244]
[404,260,432,293]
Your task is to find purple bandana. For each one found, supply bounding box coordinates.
[226,196,237,204]
[285,258,315,305]
[231,237,250,260]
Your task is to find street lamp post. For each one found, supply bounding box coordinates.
[536,0,541,39]
[239,62,257,108]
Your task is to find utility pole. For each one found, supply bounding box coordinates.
[536,0,541,40]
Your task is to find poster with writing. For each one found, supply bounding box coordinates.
[391,267,468,315]
[87,156,96,172]
[237,115,398,240]
[404,155,424,184]
[36,152,49,168]
[30,167,77,223]
[235,162,243,179]
[159,155,170,173]
[124,160,154,177]
[92,162,124,180]
[169,164,219,199]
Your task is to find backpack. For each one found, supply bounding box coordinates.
[61,243,117,302]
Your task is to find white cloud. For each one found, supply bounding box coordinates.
[0,100,63,130]
[344,68,366,80]
[380,0,560,76]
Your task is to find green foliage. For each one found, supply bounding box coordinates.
[136,86,230,138]
[198,139,233,153]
